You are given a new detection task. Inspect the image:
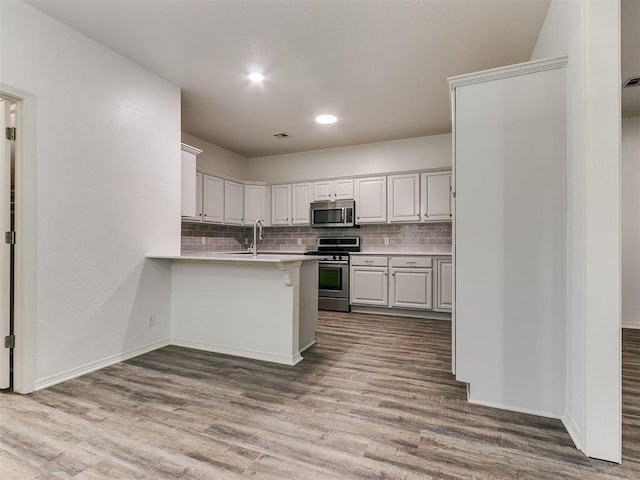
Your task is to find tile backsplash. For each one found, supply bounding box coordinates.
[181,221,451,254]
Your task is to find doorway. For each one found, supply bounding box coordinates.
[0,95,17,391]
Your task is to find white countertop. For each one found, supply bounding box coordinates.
[350,251,451,256]
[148,253,318,263]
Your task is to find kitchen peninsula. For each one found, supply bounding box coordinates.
[148,253,319,365]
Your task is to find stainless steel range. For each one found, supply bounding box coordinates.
[305,237,360,312]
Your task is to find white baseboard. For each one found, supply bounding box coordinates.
[467,397,561,420]
[622,322,640,330]
[34,338,170,391]
[562,409,584,452]
[350,305,451,321]
[300,340,317,352]
[171,337,303,366]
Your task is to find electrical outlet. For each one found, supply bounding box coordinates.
[244,238,249,244]
[384,237,389,245]
[147,315,155,327]
[297,238,302,245]
[201,237,206,245]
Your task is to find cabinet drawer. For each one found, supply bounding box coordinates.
[350,256,388,267]
[389,257,432,268]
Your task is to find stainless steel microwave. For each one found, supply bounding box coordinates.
[310,200,355,228]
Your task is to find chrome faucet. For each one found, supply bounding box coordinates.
[252,219,264,257]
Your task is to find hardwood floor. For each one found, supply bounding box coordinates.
[1,312,639,479]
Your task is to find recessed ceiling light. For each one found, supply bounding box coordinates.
[315,114,337,124]
[249,72,264,82]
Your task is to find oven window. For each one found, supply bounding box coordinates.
[314,208,343,224]
[319,267,343,290]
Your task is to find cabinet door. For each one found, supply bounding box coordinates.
[354,176,387,223]
[350,266,388,306]
[388,173,420,222]
[224,180,244,225]
[313,181,332,201]
[195,172,203,219]
[291,182,312,224]
[333,178,354,200]
[183,172,203,221]
[435,258,453,311]
[181,149,197,217]
[421,172,452,221]
[244,184,266,225]
[390,267,433,310]
[271,184,291,225]
[202,174,224,223]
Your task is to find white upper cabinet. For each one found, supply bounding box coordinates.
[313,178,354,201]
[312,181,332,201]
[183,171,203,222]
[354,176,387,224]
[421,171,452,222]
[185,169,452,227]
[180,143,202,218]
[291,182,312,224]
[333,178,355,200]
[202,174,224,223]
[224,180,244,225]
[271,184,291,225]
[244,184,267,225]
[388,173,420,222]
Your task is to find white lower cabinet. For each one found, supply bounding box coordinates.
[389,257,433,310]
[434,257,453,311]
[350,255,450,314]
[350,256,389,306]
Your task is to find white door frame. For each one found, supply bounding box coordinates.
[0,98,11,389]
[0,85,37,393]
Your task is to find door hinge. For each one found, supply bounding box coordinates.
[5,127,16,141]
[4,335,15,349]
[4,231,15,245]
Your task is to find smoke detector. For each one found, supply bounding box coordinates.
[623,76,640,88]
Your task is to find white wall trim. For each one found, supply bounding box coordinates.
[467,398,562,420]
[171,337,303,366]
[34,338,170,391]
[350,305,451,321]
[622,322,640,330]
[562,409,584,452]
[180,143,203,156]
[448,56,568,91]
[300,340,316,352]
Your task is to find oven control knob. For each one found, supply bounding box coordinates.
[333,255,337,260]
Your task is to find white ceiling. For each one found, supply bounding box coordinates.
[27,0,553,158]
